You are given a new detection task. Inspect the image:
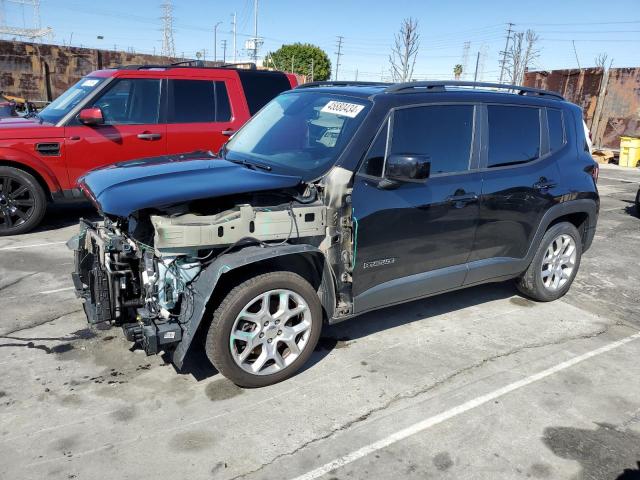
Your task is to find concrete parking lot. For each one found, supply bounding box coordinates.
[1,164,639,480]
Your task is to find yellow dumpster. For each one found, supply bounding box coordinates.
[619,136,640,168]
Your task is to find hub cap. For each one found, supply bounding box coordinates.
[541,234,577,291]
[230,289,312,376]
[0,176,35,231]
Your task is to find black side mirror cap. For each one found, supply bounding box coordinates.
[385,154,431,183]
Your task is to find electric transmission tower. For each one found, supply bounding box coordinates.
[160,0,176,59]
[477,44,489,82]
[334,35,344,81]
[461,41,470,80]
[0,0,52,40]
[498,22,515,83]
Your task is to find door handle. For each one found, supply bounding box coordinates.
[533,178,557,191]
[446,193,479,207]
[137,133,162,141]
[221,129,235,136]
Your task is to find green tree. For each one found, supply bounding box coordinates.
[265,43,331,81]
[453,64,463,80]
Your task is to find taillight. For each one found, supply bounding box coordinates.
[591,163,599,183]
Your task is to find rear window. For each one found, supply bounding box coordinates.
[547,108,565,152]
[487,105,541,168]
[236,70,292,115]
[169,80,232,123]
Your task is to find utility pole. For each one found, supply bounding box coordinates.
[252,0,259,62]
[334,35,344,81]
[498,22,514,84]
[213,21,222,62]
[310,58,314,82]
[473,51,480,83]
[221,39,227,63]
[231,12,237,63]
[572,40,581,69]
[355,69,358,81]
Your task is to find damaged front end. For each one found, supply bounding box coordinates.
[69,160,354,367]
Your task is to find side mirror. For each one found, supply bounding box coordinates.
[78,107,104,126]
[384,154,431,184]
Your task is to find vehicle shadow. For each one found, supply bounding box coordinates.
[34,202,99,233]
[299,281,519,375]
[178,281,519,383]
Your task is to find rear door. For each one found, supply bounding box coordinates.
[64,76,166,185]
[468,104,562,282]
[165,73,247,155]
[351,103,482,311]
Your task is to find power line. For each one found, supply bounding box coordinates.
[334,35,343,81]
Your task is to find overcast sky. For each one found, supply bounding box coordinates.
[5,0,640,81]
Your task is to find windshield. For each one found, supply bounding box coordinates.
[38,76,107,124]
[224,92,371,179]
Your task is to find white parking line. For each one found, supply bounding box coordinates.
[0,241,66,251]
[4,286,75,300]
[289,331,640,480]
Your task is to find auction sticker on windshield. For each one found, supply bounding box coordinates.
[321,101,365,118]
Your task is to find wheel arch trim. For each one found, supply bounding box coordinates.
[171,244,336,368]
[0,148,62,196]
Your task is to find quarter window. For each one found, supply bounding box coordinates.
[169,80,232,123]
[547,108,565,152]
[92,78,161,125]
[389,105,474,175]
[487,105,541,168]
[360,119,389,177]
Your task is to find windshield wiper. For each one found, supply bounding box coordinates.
[228,158,272,172]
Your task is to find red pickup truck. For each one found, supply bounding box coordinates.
[0,64,297,235]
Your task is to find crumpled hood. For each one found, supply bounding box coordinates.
[79,153,303,217]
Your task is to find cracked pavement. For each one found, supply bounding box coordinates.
[1,165,639,480]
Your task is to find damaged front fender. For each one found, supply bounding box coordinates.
[172,244,337,368]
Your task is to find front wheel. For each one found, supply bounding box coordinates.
[0,166,47,236]
[205,271,323,387]
[516,222,582,302]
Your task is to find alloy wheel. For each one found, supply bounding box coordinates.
[0,175,35,232]
[230,289,312,375]
[541,234,577,291]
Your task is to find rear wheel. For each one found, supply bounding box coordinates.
[205,271,323,387]
[516,222,582,302]
[0,166,47,236]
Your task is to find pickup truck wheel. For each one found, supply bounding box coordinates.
[205,271,322,387]
[516,222,582,302]
[0,166,47,236]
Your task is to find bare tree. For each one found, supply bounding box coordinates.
[594,52,613,70]
[389,18,420,82]
[506,29,540,85]
[453,64,463,80]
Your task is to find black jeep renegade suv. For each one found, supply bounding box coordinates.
[71,80,599,387]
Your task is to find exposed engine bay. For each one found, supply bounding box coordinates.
[70,168,354,367]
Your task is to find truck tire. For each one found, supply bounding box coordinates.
[516,222,582,302]
[0,166,47,236]
[205,271,323,387]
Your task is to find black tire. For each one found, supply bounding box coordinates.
[516,222,583,302]
[205,271,323,388]
[0,166,47,236]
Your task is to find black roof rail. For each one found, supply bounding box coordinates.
[296,81,390,89]
[114,62,257,71]
[384,81,565,100]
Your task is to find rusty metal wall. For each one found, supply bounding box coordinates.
[524,67,640,149]
[0,40,220,102]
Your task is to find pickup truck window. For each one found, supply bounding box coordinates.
[168,79,232,123]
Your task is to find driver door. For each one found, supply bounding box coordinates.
[64,77,167,186]
[351,104,482,313]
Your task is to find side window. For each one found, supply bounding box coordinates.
[360,119,389,177]
[547,108,565,152]
[390,105,474,175]
[170,80,215,123]
[92,79,161,125]
[487,105,540,167]
[215,81,232,121]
